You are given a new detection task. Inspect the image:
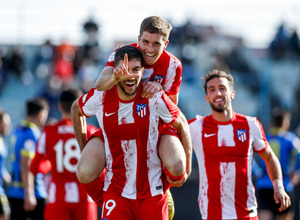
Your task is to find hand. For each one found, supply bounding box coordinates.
[273,188,291,212]
[141,81,163,99]
[166,173,187,187]
[24,193,37,211]
[113,54,139,82]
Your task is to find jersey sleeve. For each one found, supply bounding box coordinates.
[20,133,36,159]
[151,91,180,125]
[166,62,182,96]
[251,117,269,153]
[163,54,182,96]
[105,49,117,67]
[78,88,104,118]
[30,129,51,175]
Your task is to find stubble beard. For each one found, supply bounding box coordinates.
[118,82,138,96]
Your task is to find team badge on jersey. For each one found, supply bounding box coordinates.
[153,75,165,84]
[237,129,247,142]
[136,103,147,118]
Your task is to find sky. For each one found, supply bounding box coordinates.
[0,0,299,49]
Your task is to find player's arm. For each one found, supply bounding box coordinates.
[30,152,45,176]
[257,147,291,211]
[95,66,115,91]
[169,93,179,105]
[171,111,193,179]
[21,153,36,211]
[95,54,139,91]
[141,83,179,105]
[71,99,87,152]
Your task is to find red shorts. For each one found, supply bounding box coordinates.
[202,215,258,220]
[101,191,168,220]
[161,124,178,137]
[44,201,97,220]
[89,128,104,142]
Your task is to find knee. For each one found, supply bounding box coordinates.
[165,158,186,177]
[76,162,94,184]
[76,163,86,183]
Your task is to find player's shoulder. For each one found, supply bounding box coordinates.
[81,88,103,102]
[163,50,182,64]
[188,115,204,125]
[233,112,257,123]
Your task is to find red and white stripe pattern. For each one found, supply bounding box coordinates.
[105,43,182,96]
[189,113,269,219]
[79,86,180,200]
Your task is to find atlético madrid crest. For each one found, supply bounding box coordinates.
[153,75,165,84]
[136,103,147,118]
[237,129,247,142]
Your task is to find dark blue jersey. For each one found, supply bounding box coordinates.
[7,120,47,199]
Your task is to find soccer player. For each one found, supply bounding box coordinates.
[72,45,192,220]
[7,97,49,220]
[96,15,181,104]
[79,17,188,215]
[0,110,12,220]
[30,89,98,220]
[189,70,291,220]
[254,108,300,220]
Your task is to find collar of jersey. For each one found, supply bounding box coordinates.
[20,120,39,129]
[209,112,237,125]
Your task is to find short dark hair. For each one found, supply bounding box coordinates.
[271,107,291,128]
[114,45,142,67]
[60,88,83,113]
[26,97,49,117]
[139,16,172,41]
[203,69,234,94]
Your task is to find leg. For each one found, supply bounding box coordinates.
[76,136,106,207]
[258,210,273,220]
[140,192,168,220]
[159,134,186,178]
[76,136,106,183]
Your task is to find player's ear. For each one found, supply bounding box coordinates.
[164,40,169,50]
[230,90,235,100]
[140,67,144,77]
[204,94,209,103]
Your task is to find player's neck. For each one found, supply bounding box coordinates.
[116,85,138,101]
[25,116,40,129]
[61,112,71,120]
[211,109,233,122]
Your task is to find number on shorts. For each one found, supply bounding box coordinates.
[103,199,116,216]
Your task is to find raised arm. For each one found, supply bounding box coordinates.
[257,147,291,211]
[95,66,115,91]
[95,54,139,91]
[71,99,87,152]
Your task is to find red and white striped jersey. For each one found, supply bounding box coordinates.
[189,113,269,220]
[106,43,182,96]
[78,85,180,200]
[31,119,97,204]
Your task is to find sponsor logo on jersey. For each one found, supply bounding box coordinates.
[153,75,165,84]
[136,103,147,118]
[237,129,247,142]
[204,133,216,138]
